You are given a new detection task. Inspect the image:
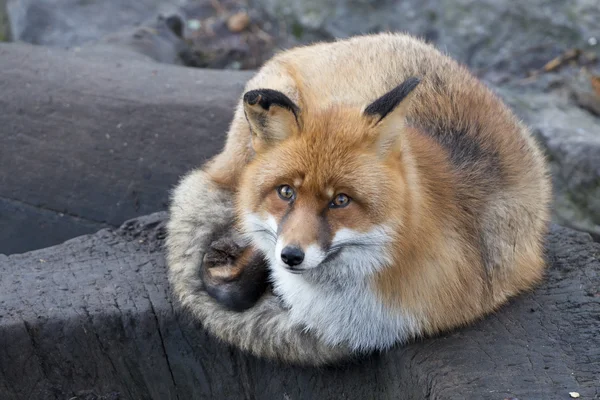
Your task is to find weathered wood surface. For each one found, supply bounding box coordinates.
[0,42,253,254]
[1,213,598,400]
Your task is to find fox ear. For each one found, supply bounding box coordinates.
[363,77,420,156]
[243,89,301,151]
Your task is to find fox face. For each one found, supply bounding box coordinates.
[236,78,420,276]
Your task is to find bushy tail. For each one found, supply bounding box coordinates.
[166,169,351,366]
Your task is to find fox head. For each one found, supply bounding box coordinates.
[237,78,420,276]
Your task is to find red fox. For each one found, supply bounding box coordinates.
[166,33,551,366]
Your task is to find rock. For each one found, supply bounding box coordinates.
[179,2,285,70]
[4,0,282,70]
[6,0,197,65]
[5,0,203,66]
[574,91,600,117]
[0,213,599,399]
[0,42,253,254]
[6,0,185,47]
[5,0,600,73]
[251,0,600,77]
[76,15,192,66]
[495,75,600,239]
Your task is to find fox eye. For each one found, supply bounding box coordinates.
[330,193,351,208]
[277,185,295,201]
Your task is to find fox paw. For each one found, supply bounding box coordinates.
[202,236,245,283]
[201,235,269,311]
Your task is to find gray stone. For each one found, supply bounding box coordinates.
[496,78,600,238]
[251,0,600,76]
[5,0,600,75]
[75,16,191,66]
[6,0,185,47]
[4,0,283,69]
[6,0,196,65]
[1,212,599,399]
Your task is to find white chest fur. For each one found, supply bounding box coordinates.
[268,230,421,351]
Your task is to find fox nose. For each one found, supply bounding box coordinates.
[281,246,305,266]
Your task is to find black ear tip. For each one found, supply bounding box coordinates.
[243,90,261,106]
[402,77,421,93]
[407,76,421,86]
[364,76,422,120]
[242,89,300,115]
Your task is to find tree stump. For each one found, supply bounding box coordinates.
[1,212,598,399]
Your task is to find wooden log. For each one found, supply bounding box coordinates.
[1,212,598,399]
[0,42,253,254]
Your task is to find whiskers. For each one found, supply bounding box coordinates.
[243,223,277,245]
[320,228,394,276]
[327,232,391,255]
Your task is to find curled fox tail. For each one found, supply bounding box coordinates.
[166,169,352,366]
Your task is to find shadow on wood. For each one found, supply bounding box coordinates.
[1,212,598,399]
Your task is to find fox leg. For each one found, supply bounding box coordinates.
[166,168,353,365]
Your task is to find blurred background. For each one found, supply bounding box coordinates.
[0,0,599,254]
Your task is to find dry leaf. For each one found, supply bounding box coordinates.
[591,75,600,97]
[227,12,250,33]
[543,49,581,72]
[543,57,562,72]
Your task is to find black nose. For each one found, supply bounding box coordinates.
[281,246,305,266]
